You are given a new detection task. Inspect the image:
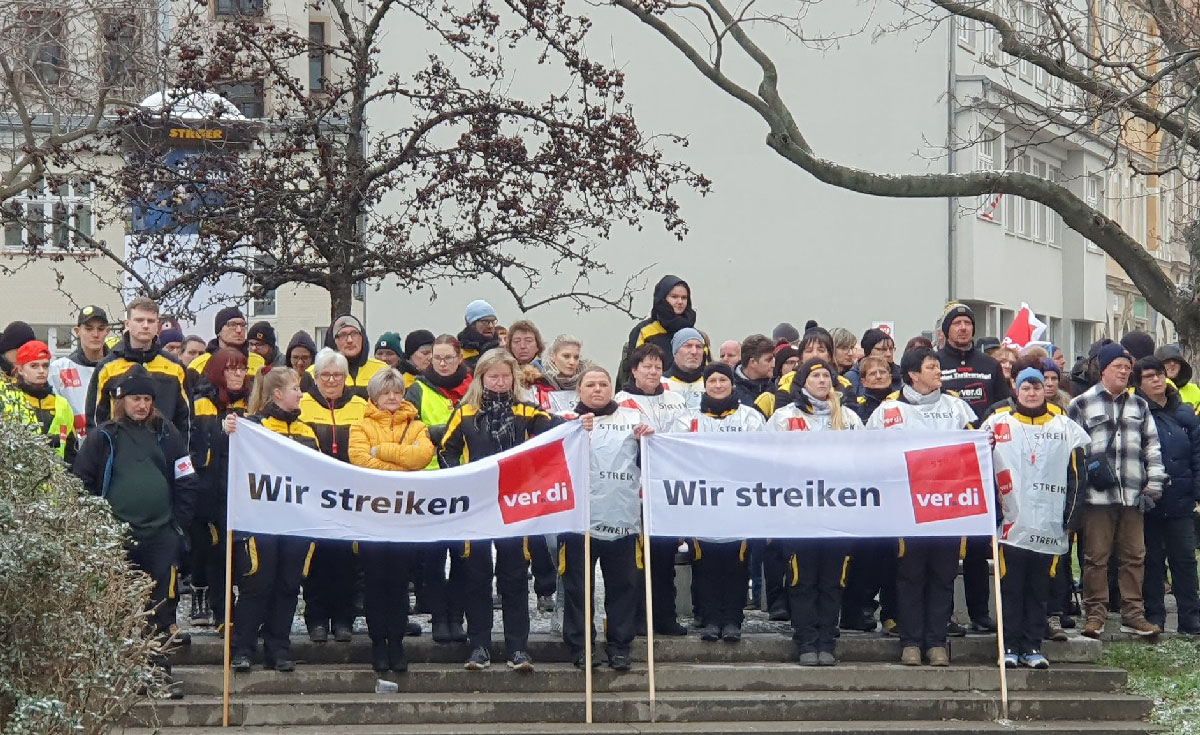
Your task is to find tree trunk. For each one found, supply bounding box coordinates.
[1175,302,1200,369]
[328,280,353,321]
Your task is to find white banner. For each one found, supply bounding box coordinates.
[642,429,996,540]
[226,421,591,542]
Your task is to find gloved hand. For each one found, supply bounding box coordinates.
[1135,492,1157,513]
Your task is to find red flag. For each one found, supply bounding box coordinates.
[1003,303,1047,349]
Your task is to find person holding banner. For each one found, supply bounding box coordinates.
[349,368,437,673]
[674,361,765,642]
[766,357,863,665]
[867,346,977,666]
[226,366,319,673]
[561,365,653,670]
[982,367,1088,669]
[441,348,563,672]
[299,348,371,643]
[615,343,689,637]
[406,334,472,644]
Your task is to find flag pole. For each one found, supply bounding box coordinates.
[584,531,593,724]
[990,531,1009,721]
[639,436,657,723]
[222,528,235,727]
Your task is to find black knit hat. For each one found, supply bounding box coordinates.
[941,303,975,337]
[860,328,892,357]
[214,306,245,334]
[114,365,154,398]
[404,329,435,359]
[702,362,735,383]
[796,357,837,387]
[1119,330,1156,360]
[0,321,36,354]
[248,321,276,347]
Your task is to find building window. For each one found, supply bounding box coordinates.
[101,15,139,87]
[2,178,94,252]
[309,22,326,92]
[215,0,264,15]
[217,81,264,118]
[251,289,277,317]
[957,18,975,49]
[25,10,66,85]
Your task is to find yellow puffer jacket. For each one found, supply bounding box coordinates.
[347,401,436,471]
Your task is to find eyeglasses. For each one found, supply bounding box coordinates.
[335,330,361,341]
[317,372,346,381]
[431,355,459,364]
[225,366,248,374]
[475,318,498,326]
[865,370,890,379]
[224,320,247,330]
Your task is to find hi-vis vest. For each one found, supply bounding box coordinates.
[983,407,1088,555]
[675,404,766,433]
[866,392,976,431]
[766,402,864,432]
[662,376,703,409]
[615,390,687,433]
[561,406,644,540]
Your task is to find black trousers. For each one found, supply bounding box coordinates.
[1048,536,1075,618]
[362,542,419,645]
[763,542,788,614]
[529,535,558,598]
[786,540,849,654]
[1144,514,1200,630]
[896,538,958,650]
[636,536,680,630]
[560,534,638,658]
[128,525,183,635]
[841,539,899,624]
[962,536,992,621]
[303,540,357,631]
[188,519,218,588]
[1000,545,1052,654]
[693,540,747,629]
[462,538,530,652]
[422,541,466,625]
[233,534,311,660]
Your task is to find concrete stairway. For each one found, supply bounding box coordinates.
[114,632,1158,734]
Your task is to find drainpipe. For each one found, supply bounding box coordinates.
[947,14,958,304]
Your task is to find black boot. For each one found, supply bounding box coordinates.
[432,619,451,643]
[190,587,213,626]
[389,640,408,672]
[371,641,390,673]
[448,619,467,642]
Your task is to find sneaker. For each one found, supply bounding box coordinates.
[1020,651,1050,669]
[507,650,534,673]
[720,623,742,642]
[655,621,688,636]
[573,651,601,670]
[946,621,967,637]
[272,658,296,673]
[308,625,329,643]
[231,654,252,673]
[817,651,836,666]
[883,619,900,637]
[464,646,491,670]
[432,620,451,643]
[1060,614,1076,629]
[969,617,997,633]
[609,653,632,671]
[1046,615,1068,642]
[699,625,721,642]
[190,587,213,626]
[927,647,950,667]
[333,624,353,643]
[537,595,555,613]
[1003,650,1019,668]
[900,646,921,666]
[1081,619,1104,639]
[405,620,422,637]
[1120,619,1162,637]
[768,606,790,622]
[797,651,819,666]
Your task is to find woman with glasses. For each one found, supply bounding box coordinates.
[189,347,251,630]
[405,334,474,644]
[298,347,371,644]
[310,315,388,400]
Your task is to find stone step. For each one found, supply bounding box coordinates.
[113,722,1164,735]
[170,632,1103,666]
[125,690,1152,728]
[170,662,1127,696]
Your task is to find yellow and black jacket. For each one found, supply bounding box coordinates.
[455,326,500,370]
[190,384,248,523]
[85,334,190,435]
[298,385,370,462]
[617,275,703,380]
[16,379,76,463]
[440,398,561,467]
[762,369,855,418]
[247,404,320,452]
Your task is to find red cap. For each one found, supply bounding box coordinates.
[16,340,51,365]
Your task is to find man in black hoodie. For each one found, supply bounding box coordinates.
[285,330,318,373]
[310,315,388,398]
[619,275,699,380]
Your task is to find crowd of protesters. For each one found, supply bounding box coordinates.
[1,273,1197,695]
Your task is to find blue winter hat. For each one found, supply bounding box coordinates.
[671,327,704,357]
[1097,343,1133,373]
[1015,367,1044,390]
[464,299,497,326]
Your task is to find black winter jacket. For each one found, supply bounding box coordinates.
[189,384,248,523]
[440,399,561,467]
[1139,387,1200,518]
[937,343,1011,418]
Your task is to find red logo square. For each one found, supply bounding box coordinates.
[904,442,988,524]
[993,423,1011,443]
[787,416,809,431]
[59,368,82,388]
[883,407,903,428]
[996,469,1013,495]
[497,439,576,525]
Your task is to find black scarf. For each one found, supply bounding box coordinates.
[575,400,618,417]
[667,364,703,384]
[652,299,696,336]
[700,392,740,417]
[621,380,664,397]
[424,364,468,390]
[863,386,892,403]
[16,377,51,401]
[1014,400,1048,419]
[480,389,518,449]
[263,403,302,424]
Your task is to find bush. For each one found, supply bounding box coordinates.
[0,412,166,734]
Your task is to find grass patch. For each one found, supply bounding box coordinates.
[1100,638,1200,734]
